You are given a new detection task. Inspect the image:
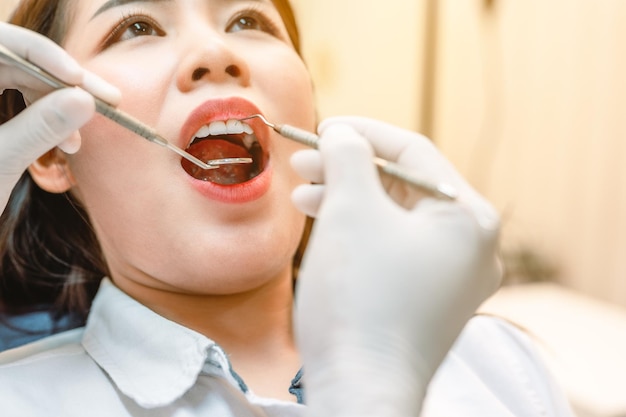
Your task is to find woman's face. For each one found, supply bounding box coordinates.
[59,0,316,295]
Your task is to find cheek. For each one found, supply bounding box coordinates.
[85,63,169,126]
[74,37,179,123]
[66,118,167,255]
[280,67,316,127]
[67,118,131,218]
[67,115,161,216]
[66,55,175,188]
[255,48,317,129]
[71,117,122,178]
[73,110,145,172]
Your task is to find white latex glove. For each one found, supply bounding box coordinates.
[291,116,502,417]
[0,22,120,211]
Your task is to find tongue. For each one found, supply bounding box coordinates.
[182,139,255,185]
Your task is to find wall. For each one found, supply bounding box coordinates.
[0,0,18,20]
[289,0,427,131]
[431,0,626,306]
[292,0,626,307]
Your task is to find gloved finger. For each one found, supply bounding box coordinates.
[317,123,382,202]
[0,23,121,105]
[320,117,460,191]
[57,131,82,154]
[291,184,325,217]
[290,148,324,184]
[18,70,121,112]
[0,22,83,87]
[320,116,499,232]
[319,117,454,208]
[81,71,121,106]
[319,116,413,161]
[0,87,94,177]
[320,116,461,182]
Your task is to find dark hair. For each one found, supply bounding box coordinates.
[0,0,312,322]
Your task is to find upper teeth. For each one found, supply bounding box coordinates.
[193,119,254,140]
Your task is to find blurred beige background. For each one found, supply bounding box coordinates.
[0,1,16,20]
[288,3,626,414]
[291,0,626,308]
[4,1,626,415]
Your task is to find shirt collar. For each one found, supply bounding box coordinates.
[82,278,235,408]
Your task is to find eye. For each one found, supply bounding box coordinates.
[102,14,165,48]
[227,9,281,36]
[230,16,262,31]
[121,21,160,40]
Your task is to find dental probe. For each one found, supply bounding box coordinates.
[239,114,458,201]
[0,43,251,171]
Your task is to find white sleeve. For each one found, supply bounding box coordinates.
[421,315,576,417]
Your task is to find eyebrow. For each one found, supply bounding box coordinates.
[91,0,172,20]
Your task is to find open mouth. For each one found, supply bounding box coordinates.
[181,119,266,185]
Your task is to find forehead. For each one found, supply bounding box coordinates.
[92,0,173,17]
[82,0,272,17]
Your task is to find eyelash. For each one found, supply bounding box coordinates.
[99,5,284,51]
[228,6,283,38]
[100,10,163,49]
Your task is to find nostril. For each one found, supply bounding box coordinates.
[225,65,241,77]
[192,67,210,81]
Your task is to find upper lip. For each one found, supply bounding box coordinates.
[179,97,270,152]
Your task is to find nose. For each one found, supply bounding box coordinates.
[176,32,251,92]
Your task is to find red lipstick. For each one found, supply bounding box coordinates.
[179,97,272,204]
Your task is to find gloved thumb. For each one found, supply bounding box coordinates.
[317,123,382,201]
[0,87,94,178]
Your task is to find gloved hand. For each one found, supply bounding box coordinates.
[0,22,120,211]
[291,116,502,417]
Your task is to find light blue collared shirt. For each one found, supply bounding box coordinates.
[0,278,304,416]
[0,278,574,416]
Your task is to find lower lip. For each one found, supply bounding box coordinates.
[185,162,273,204]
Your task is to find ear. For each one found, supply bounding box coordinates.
[28,147,76,194]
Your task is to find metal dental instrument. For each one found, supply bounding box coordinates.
[0,42,251,171]
[239,114,458,201]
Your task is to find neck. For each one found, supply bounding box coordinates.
[125,274,294,345]
[114,269,301,401]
